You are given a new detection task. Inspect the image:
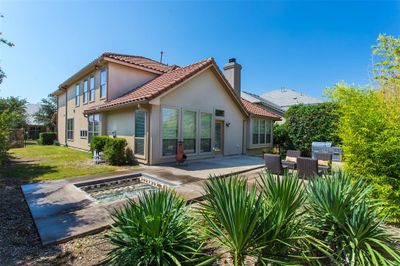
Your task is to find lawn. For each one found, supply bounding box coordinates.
[0,143,129,185]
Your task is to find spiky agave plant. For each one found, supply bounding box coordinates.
[106,189,208,266]
[200,175,266,265]
[257,170,329,265]
[307,171,400,265]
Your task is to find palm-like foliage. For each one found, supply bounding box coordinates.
[106,189,207,266]
[307,171,400,265]
[200,175,265,265]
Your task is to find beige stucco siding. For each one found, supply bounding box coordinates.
[58,67,107,150]
[107,62,157,101]
[150,68,246,164]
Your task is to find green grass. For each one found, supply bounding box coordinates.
[0,143,127,185]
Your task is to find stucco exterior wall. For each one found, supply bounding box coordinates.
[58,66,107,150]
[107,62,157,101]
[150,68,246,164]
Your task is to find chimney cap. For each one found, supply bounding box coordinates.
[229,58,236,63]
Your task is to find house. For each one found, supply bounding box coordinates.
[52,53,280,165]
[261,88,324,111]
[241,91,285,118]
[26,103,47,139]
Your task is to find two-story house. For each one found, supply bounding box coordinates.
[52,53,280,165]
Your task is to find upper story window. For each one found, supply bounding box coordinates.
[75,84,80,106]
[215,109,225,117]
[89,76,95,102]
[83,79,88,104]
[100,68,107,99]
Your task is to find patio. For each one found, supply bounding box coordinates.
[21,155,264,246]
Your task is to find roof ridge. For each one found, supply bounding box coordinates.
[102,52,170,66]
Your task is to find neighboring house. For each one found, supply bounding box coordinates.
[52,53,280,165]
[26,103,47,139]
[241,91,285,118]
[261,88,324,111]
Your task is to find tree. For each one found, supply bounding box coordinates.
[0,14,15,84]
[34,94,57,129]
[272,123,293,152]
[0,96,27,128]
[284,103,340,155]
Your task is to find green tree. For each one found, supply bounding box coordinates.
[272,123,293,152]
[0,110,12,164]
[0,96,27,128]
[34,94,57,129]
[285,102,340,155]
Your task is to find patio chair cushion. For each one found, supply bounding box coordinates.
[286,156,297,163]
[318,160,330,166]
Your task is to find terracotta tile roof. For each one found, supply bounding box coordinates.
[86,58,213,113]
[241,98,281,120]
[103,53,175,73]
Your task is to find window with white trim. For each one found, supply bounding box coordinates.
[251,118,272,145]
[83,79,88,104]
[100,68,107,98]
[80,130,88,139]
[88,114,100,143]
[89,76,95,102]
[67,118,74,140]
[200,112,212,153]
[183,110,196,154]
[134,110,146,156]
[162,108,178,156]
[75,84,80,106]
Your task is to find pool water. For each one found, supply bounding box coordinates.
[81,179,159,203]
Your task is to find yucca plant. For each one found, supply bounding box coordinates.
[257,170,332,265]
[106,189,208,265]
[200,175,266,265]
[307,171,400,265]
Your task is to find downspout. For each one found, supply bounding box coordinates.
[64,88,68,146]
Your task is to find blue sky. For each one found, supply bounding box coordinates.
[0,1,399,103]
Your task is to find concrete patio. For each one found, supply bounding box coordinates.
[21,155,264,246]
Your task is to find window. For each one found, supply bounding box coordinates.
[67,118,74,140]
[162,108,178,156]
[183,110,196,153]
[100,68,107,98]
[200,112,212,153]
[215,109,225,117]
[83,80,88,104]
[89,76,95,102]
[134,110,146,156]
[75,84,80,106]
[252,118,272,145]
[88,114,100,143]
[80,130,88,139]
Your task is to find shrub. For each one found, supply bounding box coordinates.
[90,136,110,152]
[285,102,340,155]
[103,138,127,165]
[0,111,12,165]
[306,172,400,265]
[272,123,293,152]
[106,190,208,265]
[38,132,57,145]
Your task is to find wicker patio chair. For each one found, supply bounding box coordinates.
[282,150,301,170]
[264,153,286,175]
[315,152,332,175]
[297,157,318,179]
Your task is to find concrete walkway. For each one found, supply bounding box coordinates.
[21,155,265,246]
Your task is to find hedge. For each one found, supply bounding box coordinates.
[38,132,57,145]
[90,136,110,152]
[103,137,128,165]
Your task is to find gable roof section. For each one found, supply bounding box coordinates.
[86,58,248,116]
[241,98,281,120]
[103,53,175,73]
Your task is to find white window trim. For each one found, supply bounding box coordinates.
[80,129,88,139]
[182,109,198,154]
[100,67,107,100]
[199,111,213,154]
[134,110,146,159]
[250,118,272,148]
[75,84,80,107]
[160,105,180,159]
[89,75,95,103]
[83,79,88,104]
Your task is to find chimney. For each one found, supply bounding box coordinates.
[223,58,242,96]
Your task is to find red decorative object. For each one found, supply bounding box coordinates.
[176,141,187,164]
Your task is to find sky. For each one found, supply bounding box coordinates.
[0,1,399,103]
